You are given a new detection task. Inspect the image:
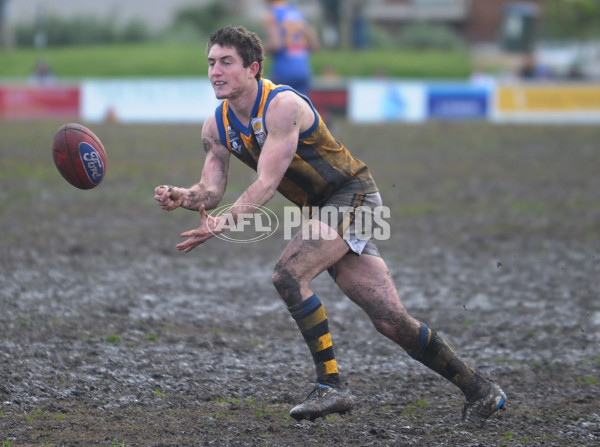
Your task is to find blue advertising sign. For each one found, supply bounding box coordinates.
[427,85,490,120]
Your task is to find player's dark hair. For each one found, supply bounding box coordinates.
[207,26,264,81]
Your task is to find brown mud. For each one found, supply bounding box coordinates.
[1,121,599,446]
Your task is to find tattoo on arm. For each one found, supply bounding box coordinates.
[203,138,211,153]
[181,135,226,210]
[183,185,214,211]
[186,190,198,209]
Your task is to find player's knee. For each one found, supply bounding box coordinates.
[272,261,301,305]
[272,261,293,290]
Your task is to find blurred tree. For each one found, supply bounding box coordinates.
[540,0,600,40]
[0,0,12,49]
[14,16,149,47]
[398,21,465,51]
[164,1,260,44]
[173,2,228,35]
[120,19,149,43]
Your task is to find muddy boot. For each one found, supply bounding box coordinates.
[462,382,507,427]
[290,383,355,422]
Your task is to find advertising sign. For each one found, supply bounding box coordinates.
[0,85,79,119]
[495,84,600,122]
[427,84,490,120]
[349,80,426,123]
[81,79,220,123]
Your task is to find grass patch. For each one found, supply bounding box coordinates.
[106,334,122,344]
[0,44,205,79]
[0,44,471,79]
[576,376,598,385]
[246,338,262,347]
[401,399,429,416]
[394,202,439,218]
[312,49,471,79]
[510,201,550,214]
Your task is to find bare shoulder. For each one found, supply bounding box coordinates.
[202,114,218,138]
[266,90,314,132]
[201,115,226,154]
[201,115,219,143]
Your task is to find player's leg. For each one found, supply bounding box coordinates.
[272,219,354,421]
[272,218,348,307]
[331,252,506,425]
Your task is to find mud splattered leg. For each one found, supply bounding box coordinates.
[332,253,489,401]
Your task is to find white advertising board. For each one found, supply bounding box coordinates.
[81,79,220,123]
[348,80,426,123]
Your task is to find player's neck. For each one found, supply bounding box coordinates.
[227,78,259,124]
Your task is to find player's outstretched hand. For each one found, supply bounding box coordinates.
[177,205,223,253]
[154,185,184,211]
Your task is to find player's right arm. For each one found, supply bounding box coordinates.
[154,116,230,212]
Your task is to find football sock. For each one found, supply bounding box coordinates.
[288,294,341,387]
[410,323,489,401]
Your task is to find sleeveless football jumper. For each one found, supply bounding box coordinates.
[214,78,377,208]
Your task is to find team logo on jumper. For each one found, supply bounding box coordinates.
[251,118,266,146]
[79,142,104,185]
[227,126,242,153]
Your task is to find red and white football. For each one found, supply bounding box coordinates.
[52,123,107,189]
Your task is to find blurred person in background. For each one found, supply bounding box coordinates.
[29,59,56,84]
[518,52,552,81]
[263,0,319,96]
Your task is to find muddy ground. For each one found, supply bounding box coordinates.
[1,121,599,446]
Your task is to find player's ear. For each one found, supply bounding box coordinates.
[248,61,260,79]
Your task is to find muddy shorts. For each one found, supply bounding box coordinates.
[311,190,385,258]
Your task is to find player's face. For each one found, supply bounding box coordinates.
[207,44,254,100]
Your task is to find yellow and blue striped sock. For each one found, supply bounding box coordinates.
[288,294,341,387]
[411,323,488,401]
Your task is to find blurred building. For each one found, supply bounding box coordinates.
[365,0,543,45]
[6,0,214,30]
[5,0,544,47]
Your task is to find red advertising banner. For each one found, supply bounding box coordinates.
[309,87,347,122]
[0,85,80,119]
